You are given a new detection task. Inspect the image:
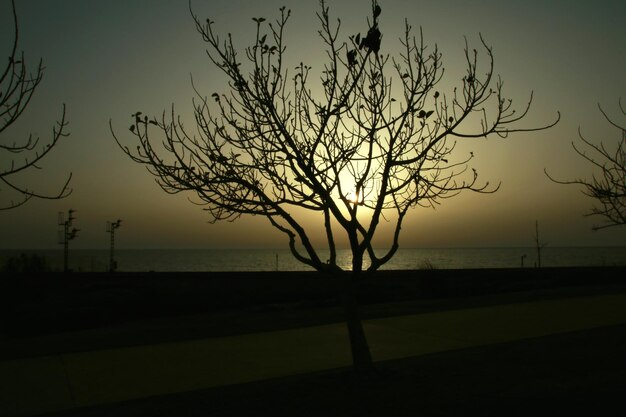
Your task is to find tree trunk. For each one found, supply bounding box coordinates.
[341,272,375,374]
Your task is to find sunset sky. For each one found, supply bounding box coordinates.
[1,0,625,250]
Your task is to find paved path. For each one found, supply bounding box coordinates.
[2,292,626,417]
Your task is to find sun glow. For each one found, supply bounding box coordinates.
[345,189,364,206]
[335,167,378,211]
[345,189,365,206]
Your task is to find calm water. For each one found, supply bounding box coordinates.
[1,247,625,272]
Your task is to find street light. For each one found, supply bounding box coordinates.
[58,209,79,272]
[106,219,122,272]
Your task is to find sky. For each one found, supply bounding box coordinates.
[1,0,625,251]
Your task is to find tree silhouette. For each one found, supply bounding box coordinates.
[546,101,625,230]
[113,1,558,372]
[0,0,71,210]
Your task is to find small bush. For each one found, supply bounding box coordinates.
[419,259,438,270]
[2,253,51,273]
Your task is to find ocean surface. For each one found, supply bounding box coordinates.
[1,247,625,272]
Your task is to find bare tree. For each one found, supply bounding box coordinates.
[0,0,71,210]
[112,1,558,372]
[546,101,625,230]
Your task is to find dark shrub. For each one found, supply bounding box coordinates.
[2,253,51,273]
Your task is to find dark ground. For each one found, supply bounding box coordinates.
[40,324,626,417]
[3,267,625,341]
[2,267,625,416]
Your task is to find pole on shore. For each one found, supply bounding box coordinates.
[106,219,122,272]
[58,209,79,273]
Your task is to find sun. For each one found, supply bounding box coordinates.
[346,189,364,206]
[336,167,375,209]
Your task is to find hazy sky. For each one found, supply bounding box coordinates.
[1,0,625,250]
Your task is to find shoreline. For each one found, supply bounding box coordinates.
[2,246,625,273]
[2,266,625,352]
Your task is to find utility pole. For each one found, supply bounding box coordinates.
[533,220,547,268]
[106,219,122,272]
[58,209,79,272]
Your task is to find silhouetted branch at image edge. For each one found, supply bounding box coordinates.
[546,100,626,230]
[0,0,71,210]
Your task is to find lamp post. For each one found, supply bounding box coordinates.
[58,209,79,272]
[106,219,122,272]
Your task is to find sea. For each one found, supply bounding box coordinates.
[1,247,625,273]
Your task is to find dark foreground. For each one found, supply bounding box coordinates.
[2,267,625,342]
[2,267,626,416]
[41,324,626,417]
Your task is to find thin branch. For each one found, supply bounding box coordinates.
[0,0,72,210]
[546,100,625,230]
